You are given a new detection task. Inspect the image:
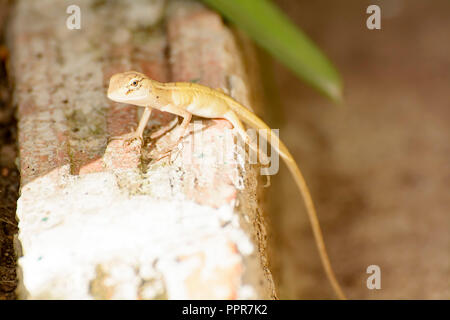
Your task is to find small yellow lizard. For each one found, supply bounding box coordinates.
[107,71,346,299]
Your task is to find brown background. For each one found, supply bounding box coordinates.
[269,0,449,299]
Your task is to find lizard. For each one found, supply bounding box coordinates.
[107,71,347,300]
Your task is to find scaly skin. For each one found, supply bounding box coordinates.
[107,71,346,299]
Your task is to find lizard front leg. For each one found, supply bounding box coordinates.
[110,106,152,144]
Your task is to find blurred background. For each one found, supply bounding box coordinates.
[268,0,449,299]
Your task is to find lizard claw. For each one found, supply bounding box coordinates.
[151,140,181,160]
[152,150,172,161]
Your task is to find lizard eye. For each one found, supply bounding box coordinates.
[130,79,139,87]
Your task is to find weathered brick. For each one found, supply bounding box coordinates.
[10,0,275,300]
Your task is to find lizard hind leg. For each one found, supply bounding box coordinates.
[152,105,192,160]
[224,110,270,167]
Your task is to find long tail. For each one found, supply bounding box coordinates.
[231,101,347,300]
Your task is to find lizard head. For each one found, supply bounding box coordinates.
[107,71,151,106]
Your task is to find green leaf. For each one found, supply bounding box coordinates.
[199,0,343,103]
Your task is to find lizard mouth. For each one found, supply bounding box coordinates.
[107,91,147,103]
